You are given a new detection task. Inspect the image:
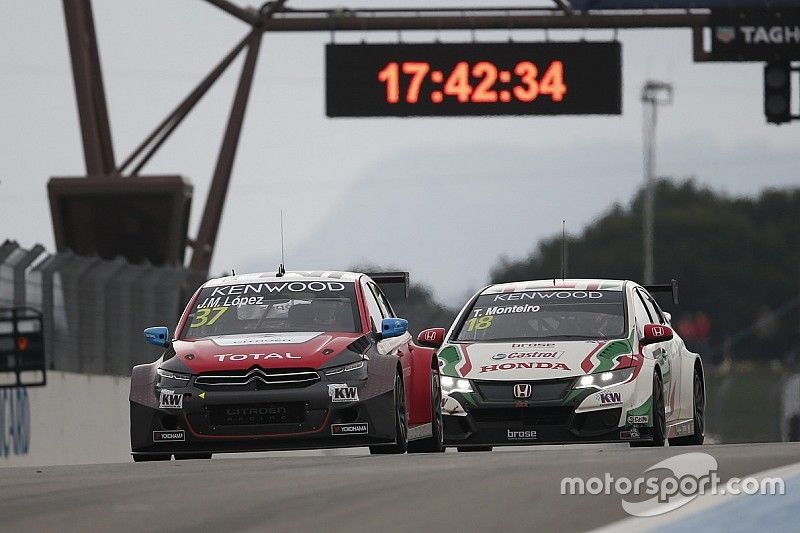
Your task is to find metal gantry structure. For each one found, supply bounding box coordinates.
[61,0,711,273]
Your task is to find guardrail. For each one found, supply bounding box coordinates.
[0,240,204,376]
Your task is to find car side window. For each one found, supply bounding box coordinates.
[371,284,396,318]
[632,290,653,336]
[642,291,666,324]
[361,282,383,332]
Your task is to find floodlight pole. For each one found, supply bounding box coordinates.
[641,81,673,285]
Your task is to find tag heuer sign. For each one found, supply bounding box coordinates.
[710,9,800,61]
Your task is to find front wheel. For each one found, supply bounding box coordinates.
[630,371,666,447]
[670,368,705,446]
[408,365,444,453]
[370,372,408,455]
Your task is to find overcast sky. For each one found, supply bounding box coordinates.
[3,1,799,305]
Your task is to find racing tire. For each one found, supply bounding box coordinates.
[670,369,705,446]
[174,453,213,460]
[132,454,171,462]
[370,372,408,455]
[630,372,666,447]
[408,364,445,453]
[457,446,493,452]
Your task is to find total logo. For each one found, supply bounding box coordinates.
[480,362,571,373]
[214,352,299,362]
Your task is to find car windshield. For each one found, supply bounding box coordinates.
[181,280,361,339]
[454,289,626,342]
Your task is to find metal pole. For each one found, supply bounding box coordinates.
[643,101,656,285]
[190,30,263,272]
[119,34,251,176]
[62,0,116,175]
[641,81,673,285]
[260,13,708,32]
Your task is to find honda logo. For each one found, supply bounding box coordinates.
[513,383,532,399]
[652,326,664,337]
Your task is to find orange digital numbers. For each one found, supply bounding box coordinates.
[377,59,568,106]
[471,61,498,103]
[377,62,400,103]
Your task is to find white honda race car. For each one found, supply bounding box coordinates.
[416,279,705,450]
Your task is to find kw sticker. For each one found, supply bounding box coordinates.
[159,390,183,409]
[596,391,622,405]
[328,384,359,403]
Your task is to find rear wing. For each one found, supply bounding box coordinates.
[365,272,410,300]
[0,307,47,388]
[643,279,679,305]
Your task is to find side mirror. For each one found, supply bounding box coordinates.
[417,327,445,348]
[380,318,408,339]
[641,324,673,346]
[144,326,171,348]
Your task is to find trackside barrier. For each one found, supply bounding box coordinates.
[0,240,205,376]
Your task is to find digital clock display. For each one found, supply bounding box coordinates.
[326,42,622,117]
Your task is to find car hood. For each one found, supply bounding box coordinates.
[166,332,367,374]
[438,337,635,381]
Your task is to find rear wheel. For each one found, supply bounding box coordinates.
[174,453,213,460]
[132,454,171,462]
[370,372,408,455]
[631,371,666,447]
[408,365,444,453]
[457,446,493,452]
[670,369,705,446]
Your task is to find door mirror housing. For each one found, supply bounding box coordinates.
[641,324,673,346]
[144,326,171,348]
[380,318,408,339]
[417,327,445,348]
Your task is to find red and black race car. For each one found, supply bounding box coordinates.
[130,271,443,461]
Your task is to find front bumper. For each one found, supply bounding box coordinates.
[442,375,654,447]
[130,379,396,455]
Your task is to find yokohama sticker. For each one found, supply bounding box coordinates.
[153,430,185,442]
[332,423,368,435]
[328,384,359,402]
[159,389,183,409]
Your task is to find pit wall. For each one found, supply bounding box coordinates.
[1,371,131,467]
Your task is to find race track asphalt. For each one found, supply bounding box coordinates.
[1,442,799,533]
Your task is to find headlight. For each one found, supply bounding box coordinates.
[573,368,634,390]
[325,361,366,376]
[157,367,190,386]
[441,375,473,394]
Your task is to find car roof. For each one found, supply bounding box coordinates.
[203,270,362,288]
[481,279,627,295]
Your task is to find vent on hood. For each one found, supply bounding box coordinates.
[347,335,371,354]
